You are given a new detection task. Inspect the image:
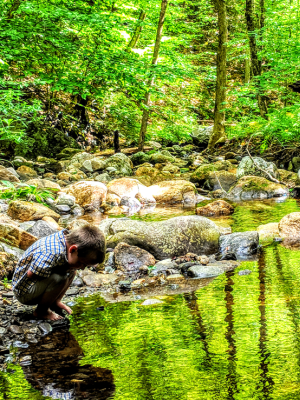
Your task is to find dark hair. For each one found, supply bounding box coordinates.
[65,226,106,263]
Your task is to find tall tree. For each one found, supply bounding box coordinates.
[208,0,228,150]
[126,10,147,52]
[138,0,168,152]
[245,0,268,119]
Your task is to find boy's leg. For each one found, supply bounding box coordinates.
[34,272,75,321]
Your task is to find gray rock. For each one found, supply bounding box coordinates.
[187,264,225,278]
[6,167,19,178]
[2,292,14,298]
[131,152,150,166]
[81,159,93,173]
[190,126,213,148]
[104,153,132,176]
[228,176,288,200]
[55,204,71,214]
[149,259,176,276]
[9,325,23,334]
[237,156,279,180]
[72,205,84,216]
[106,216,220,260]
[56,193,76,207]
[106,167,117,173]
[94,173,111,184]
[120,196,141,209]
[0,242,24,258]
[104,252,115,271]
[141,299,164,306]
[219,231,259,257]
[27,220,58,238]
[66,288,79,296]
[39,322,52,335]
[0,328,6,335]
[118,280,131,290]
[19,221,36,231]
[238,269,252,276]
[71,276,84,287]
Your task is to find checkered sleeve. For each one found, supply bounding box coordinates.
[29,252,58,278]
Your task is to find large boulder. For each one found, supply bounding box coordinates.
[219,231,259,257]
[104,153,133,176]
[64,181,107,211]
[0,166,20,183]
[149,152,175,164]
[237,156,279,181]
[131,152,150,166]
[107,178,156,204]
[228,176,288,200]
[66,152,94,173]
[104,215,220,260]
[196,200,234,216]
[206,171,237,192]
[7,200,60,222]
[135,164,173,186]
[279,212,300,238]
[190,126,213,148]
[114,242,156,272]
[0,222,37,250]
[27,220,59,239]
[148,180,196,203]
[190,161,233,184]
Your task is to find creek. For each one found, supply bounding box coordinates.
[2,198,300,399]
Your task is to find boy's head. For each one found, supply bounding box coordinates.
[65,226,106,270]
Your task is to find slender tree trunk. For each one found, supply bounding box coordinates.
[74,95,89,126]
[126,10,147,52]
[245,57,251,83]
[138,0,168,152]
[113,130,121,153]
[245,0,268,119]
[208,0,227,150]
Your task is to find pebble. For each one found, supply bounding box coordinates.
[72,277,84,287]
[19,355,32,366]
[55,205,71,214]
[168,284,180,290]
[2,292,14,298]
[141,299,164,306]
[118,281,131,291]
[238,269,252,276]
[39,322,52,335]
[0,328,6,335]
[12,341,29,349]
[9,325,23,334]
[66,288,79,296]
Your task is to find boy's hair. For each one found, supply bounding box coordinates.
[66,226,106,263]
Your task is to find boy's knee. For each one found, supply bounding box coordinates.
[45,273,68,292]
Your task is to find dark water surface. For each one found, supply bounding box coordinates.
[2,198,300,399]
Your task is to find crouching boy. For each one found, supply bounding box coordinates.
[12,226,106,321]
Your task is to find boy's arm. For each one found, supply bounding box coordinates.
[27,270,36,278]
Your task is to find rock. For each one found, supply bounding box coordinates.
[56,193,76,207]
[42,216,61,230]
[82,159,93,172]
[190,126,213,148]
[196,200,234,216]
[99,218,148,237]
[106,215,220,260]
[148,141,162,149]
[107,178,156,204]
[166,274,185,284]
[228,176,289,200]
[55,204,71,214]
[206,171,237,192]
[0,252,18,280]
[39,322,52,335]
[82,272,118,287]
[237,156,279,180]
[7,201,60,221]
[0,242,24,258]
[149,259,176,276]
[0,222,37,250]
[141,299,164,306]
[120,196,141,209]
[148,180,196,203]
[103,153,132,176]
[149,152,175,164]
[27,220,58,238]
[219,231,259,257]
[9,325,24,334]
[16,166,38,180]
[90,157,105,171]
[278,169,298,187]
[292,157,300,172]
[238,269,252,276]
[190,161,233,183]
[114,242,156,272]
[131,278,146,289]
[225,152,236,160]
[72,276,84,287]
[257,222,280,241]
[131,152,150,166]
[57,172,73,181]
[95,173,111,184]
[118,280,131,290]
[64,181,107,211]
[0,166,20,182]
[198,255,210,265]
[26,179,61,190]
[279,212,300,238]
[57,148,82,159]
[66,288,79,296]
[187,264,225,278]
[105,193,121,206]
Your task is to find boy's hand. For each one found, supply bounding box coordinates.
[27,270,35,279]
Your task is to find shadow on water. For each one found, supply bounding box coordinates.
[19,329,115,400]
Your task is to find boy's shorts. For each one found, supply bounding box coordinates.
[16,271,75,305]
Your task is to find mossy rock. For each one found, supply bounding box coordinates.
[57,148,83,160]
[190,161,232,183]
[150,152,175,164]
[130,152,150,166]
[228,176,289,200]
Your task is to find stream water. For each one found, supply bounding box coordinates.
[2,198,300,399]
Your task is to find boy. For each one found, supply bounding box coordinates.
[12,225,106,321]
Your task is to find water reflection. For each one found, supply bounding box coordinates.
[19,330,114,400]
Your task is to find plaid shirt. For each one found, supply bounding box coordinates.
[12,229,69,297]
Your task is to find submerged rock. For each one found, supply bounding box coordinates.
[219,231,259,257]
[228,176,288,200]
[196,200,234,216]
[187,264,226,278]
[106,215,220,260]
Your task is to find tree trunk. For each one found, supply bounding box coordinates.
[126,10,147,52]
[245,0,268,119]
[208,0,227,150]
[138,0,168,152]
[245,57,251,83]
[113,130,121,153]
[74,95,89,126]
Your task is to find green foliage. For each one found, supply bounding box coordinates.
[0,181,56,204]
